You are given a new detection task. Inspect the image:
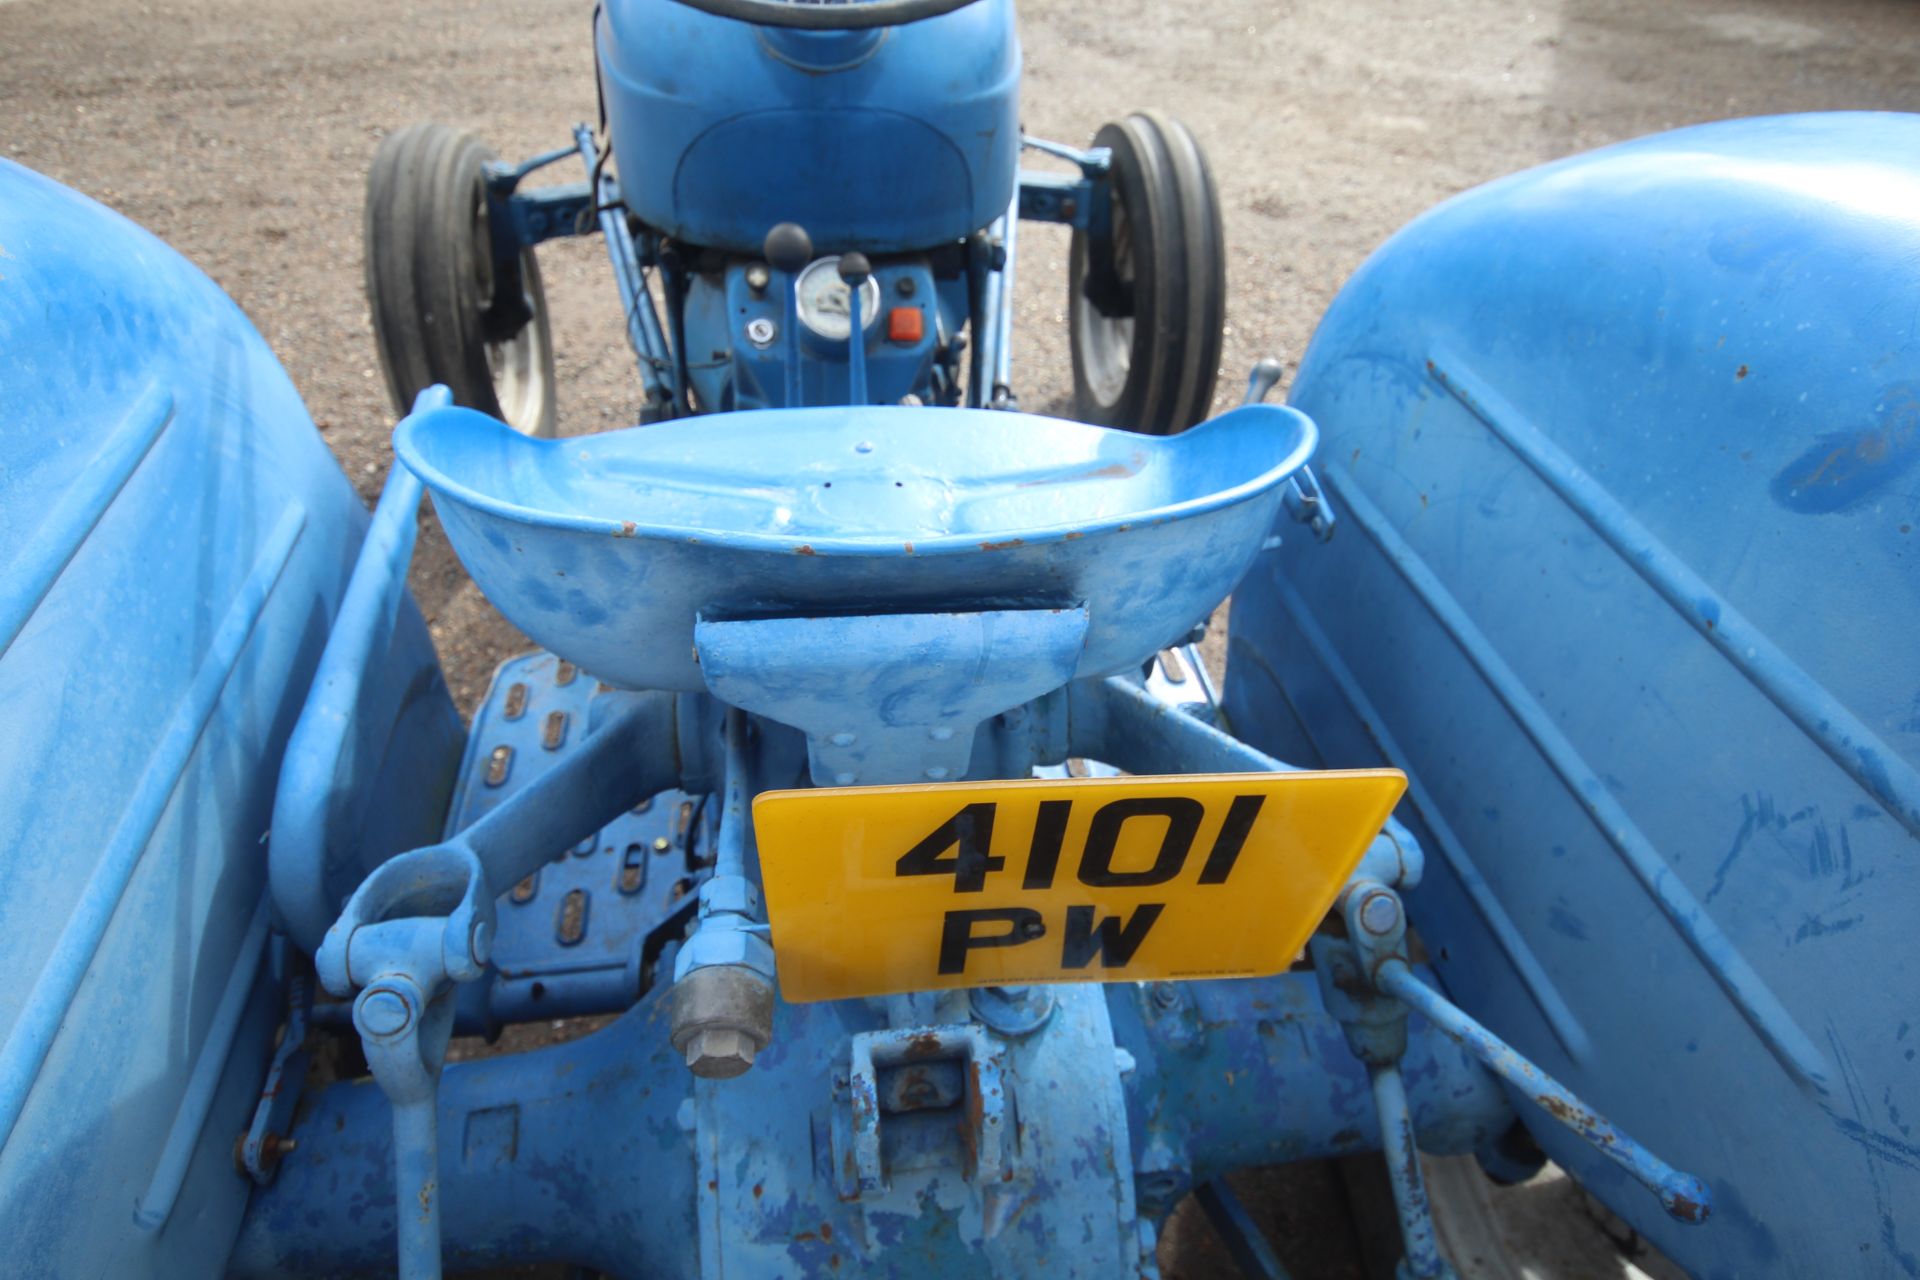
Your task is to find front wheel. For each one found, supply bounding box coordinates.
[365,122,557,437]
[1069,111,1226,436]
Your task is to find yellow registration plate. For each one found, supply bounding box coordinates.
[754,770,1406,1003]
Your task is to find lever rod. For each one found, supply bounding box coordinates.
[839,251,871,405]
[1375,958,1711,1224]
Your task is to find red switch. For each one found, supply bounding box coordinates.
[887,306,924,344]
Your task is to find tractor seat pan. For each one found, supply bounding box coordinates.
[396,401,1317,692]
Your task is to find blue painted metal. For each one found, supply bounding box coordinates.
[444,651,743,1029]
[396,400,1316,692]
[697,608,1088,785]
[596,0,1020,256]
[239,958,313,1185]
[1227,112,1920,1276]
[271,387,466,955]
[1370,1063,1453,1280]
[0,159,371,1276]
[572,122,678,413]
[698,255,951,410]
[230,968,1513,1278]
[1377,959,1711,1225]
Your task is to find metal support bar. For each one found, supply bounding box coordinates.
[1015,168,1098,229]
[991,196,1018,410]
[492,181,594,250]
[968,226,998,409]
[1193,1180,1292,1280]
[571,123,676,413]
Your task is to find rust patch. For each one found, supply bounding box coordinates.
[978,537,1025,551]
[1667,1191,1708,1224]
[1536,1093,1598,1129]
[484,744,513,787]
[796,544,817,556]
[820,1223,833,1242]
[1016,452,1145,487]
[905,1031,944,1059]
[903,541,915,554]
[617,520,637,537]
[1735,364,1750,380]
[555,659,577,686]
[752,1182,764,1200]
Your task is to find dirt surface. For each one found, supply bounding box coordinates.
[5,0,1919,1275]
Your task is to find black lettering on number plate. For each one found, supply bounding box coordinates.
[939,907,1044,975]
[896,803,1003,892]
[1196,794,1265,884]
[1061,903,1165,969]
[1021,799,1073,890]
[1078,797,1203,887]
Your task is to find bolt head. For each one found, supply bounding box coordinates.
[745,317,777,348]
[684,1027,758,1079]
[356,987,412,1038]
[1358,890,1402,937]
[469,918,494,967]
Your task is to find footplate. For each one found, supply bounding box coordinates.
[447,652,708,1024]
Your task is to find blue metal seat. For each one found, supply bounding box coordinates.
[396,401,1317,692]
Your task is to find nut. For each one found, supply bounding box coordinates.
[683,1027,758,1079]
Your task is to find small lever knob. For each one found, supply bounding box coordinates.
[837,251,872,287]
[1242,357,1286,406]
[763,222,813,274]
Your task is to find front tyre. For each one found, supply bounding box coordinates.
[365,122,557,437]
[1069,111,1226,436]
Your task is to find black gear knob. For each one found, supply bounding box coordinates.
[837,251,872,286]
[763,222,813,274]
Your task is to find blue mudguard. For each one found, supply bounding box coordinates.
[1226,112,1920,1277]
[0,163,443,1275]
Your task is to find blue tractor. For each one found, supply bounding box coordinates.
[1,0,1914,1278]
[362,0,1225,436]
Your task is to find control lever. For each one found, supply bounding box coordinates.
[839,251,872,405]
[1241,357,1285,407]
[763,222,813,408]
[1339,881,1713,1226]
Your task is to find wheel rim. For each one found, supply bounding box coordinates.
[485,254,550,436]
[1074,194,1136,408]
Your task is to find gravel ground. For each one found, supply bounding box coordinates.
[4,0,1918,1275]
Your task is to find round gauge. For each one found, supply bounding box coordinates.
[794,256,883,341]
